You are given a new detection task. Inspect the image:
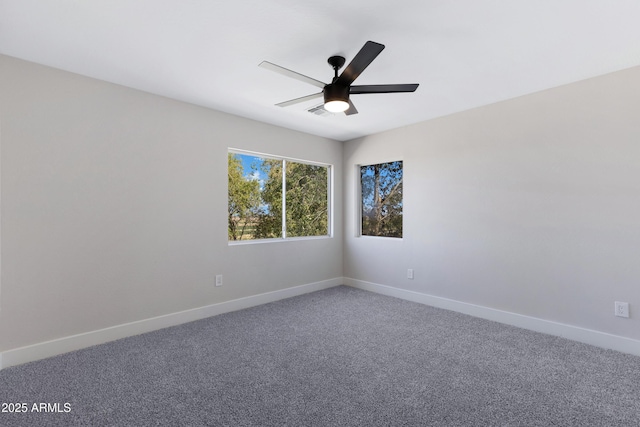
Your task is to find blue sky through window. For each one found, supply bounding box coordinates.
[237,153,267,189]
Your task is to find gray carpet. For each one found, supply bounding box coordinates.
[1,285,639,426]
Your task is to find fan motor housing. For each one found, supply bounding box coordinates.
[323,83,349,104]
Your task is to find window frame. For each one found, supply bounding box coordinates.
[228,148,333,245]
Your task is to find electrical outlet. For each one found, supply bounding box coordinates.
[407,269,414,280]
[215,275,223,287]
[615,301,629,318]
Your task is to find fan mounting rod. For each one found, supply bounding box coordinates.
[328,56,346,80]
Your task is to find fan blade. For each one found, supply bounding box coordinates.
[335,41,385,86]
[345,100,358,115]
[350,84,419,94]
[259,61,326,89]
[276,92,323,107]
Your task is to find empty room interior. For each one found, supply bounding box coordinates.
[1,1,640,425]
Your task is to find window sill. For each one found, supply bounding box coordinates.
[228,235,332,246]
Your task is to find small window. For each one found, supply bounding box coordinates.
[228,151,330,242]
[360,161,403,238]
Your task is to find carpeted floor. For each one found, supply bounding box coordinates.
[1,285,639,426]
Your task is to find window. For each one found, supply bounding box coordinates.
[228,151,330,241]
[360,161,403,238]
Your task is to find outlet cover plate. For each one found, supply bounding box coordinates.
[615,301,629,318]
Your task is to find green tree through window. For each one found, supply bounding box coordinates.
[361,161,403,238]
[228,152,330,241]
[228,153,261,241]
[286,162,329,237]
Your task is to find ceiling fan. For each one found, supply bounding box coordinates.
[259,41,419,115]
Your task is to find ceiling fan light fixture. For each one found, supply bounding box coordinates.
[324,99,349,113]
[323,84,350,113]
[261,41,419,117]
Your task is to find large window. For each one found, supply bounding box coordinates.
[228,151,330,241]
[360,161,403,238]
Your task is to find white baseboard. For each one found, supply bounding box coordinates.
[344,278,640,357]
[0,278,342,370]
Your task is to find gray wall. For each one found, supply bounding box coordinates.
[344,66,640,341]
[0,55,343,352]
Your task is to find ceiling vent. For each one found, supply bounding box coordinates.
[307,104,331,116]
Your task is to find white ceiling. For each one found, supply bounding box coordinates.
[1,1,639,141]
